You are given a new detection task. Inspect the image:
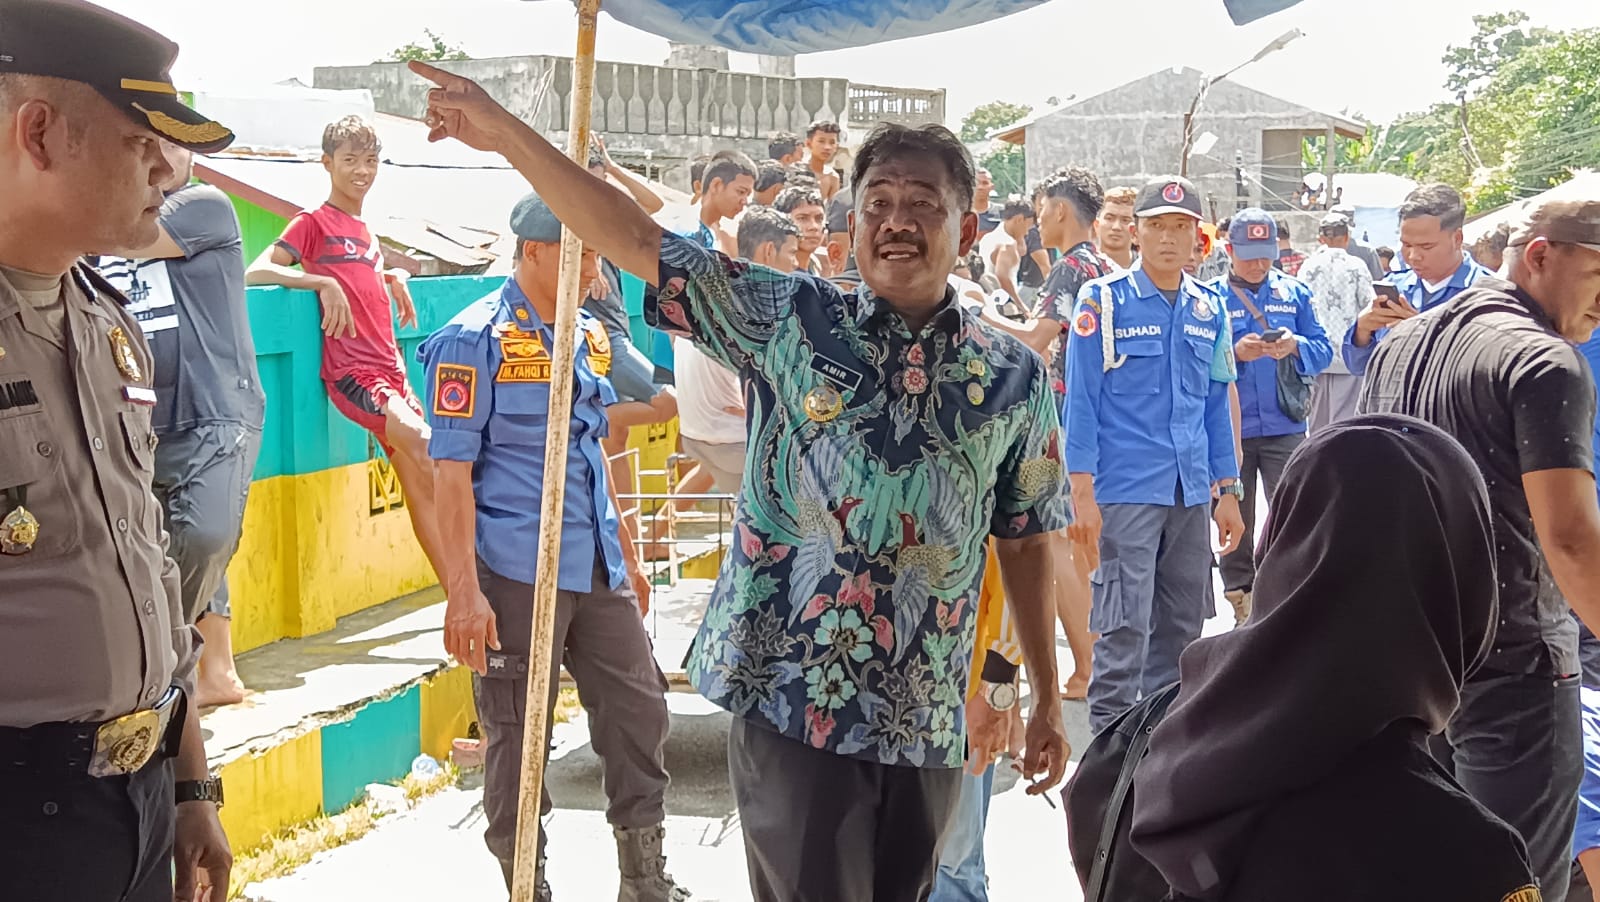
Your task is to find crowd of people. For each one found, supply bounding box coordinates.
[6,2,1600,902]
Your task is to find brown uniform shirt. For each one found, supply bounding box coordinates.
[0,262,195,728]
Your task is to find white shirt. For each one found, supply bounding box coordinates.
[673,337,746,445]
[978,228,1021,291]
[1298,245,1376,375]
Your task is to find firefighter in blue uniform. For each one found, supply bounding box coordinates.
[1064,176,1246,733]
[1342,183,1493,375]
[1212,209,1333,625]
[421,193,690,902]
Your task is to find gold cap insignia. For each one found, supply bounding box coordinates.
[131,103,232,148]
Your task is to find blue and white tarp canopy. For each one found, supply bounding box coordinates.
[574,0,1308,55]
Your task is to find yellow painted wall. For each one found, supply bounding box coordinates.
[418,666,476,762]
[218,731,324,852]
[225,462,437,654]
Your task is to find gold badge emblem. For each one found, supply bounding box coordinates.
[966,383,985,406]
[803,384,844,422]
[966,358,985,378]
[1194,296,1213,319]
[0,505,39,554]
[1502,887,1542,902]
[89,706,161,777]
[514,307,530,322]
[108,326,142,382]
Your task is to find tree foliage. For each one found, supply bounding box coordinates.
[1371,15,1600,213]
[383,29,471,63]
[959,101,1032,143]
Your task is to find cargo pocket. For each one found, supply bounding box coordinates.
[1088,558,1128,633]
[473,652,529,730]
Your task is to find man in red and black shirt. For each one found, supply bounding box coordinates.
[246,115,447,585]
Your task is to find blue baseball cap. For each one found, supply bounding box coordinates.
[1227,208,1279,261]
[509,192,563,243]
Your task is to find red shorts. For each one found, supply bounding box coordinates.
[326,370,422,453]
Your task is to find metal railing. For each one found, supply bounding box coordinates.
[608,448,735,589]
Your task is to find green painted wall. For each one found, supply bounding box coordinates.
[247,276,502,480]
[229,194,291,267]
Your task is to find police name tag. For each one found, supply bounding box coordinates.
[122,385,157,406]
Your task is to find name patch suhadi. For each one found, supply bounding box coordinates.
[1114,325,1163,339]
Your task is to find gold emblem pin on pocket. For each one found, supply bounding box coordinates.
[0,505,39,555]
[804,384,844,423]
[108,326,143,382]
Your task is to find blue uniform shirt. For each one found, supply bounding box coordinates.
[1342,253,1493,375]
[420,278,626,593]
[1217,271,1334,440]
[1064,264,1240,507]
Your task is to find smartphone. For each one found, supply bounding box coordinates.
[1373,282,1401,304]
[1260,327,1289,342]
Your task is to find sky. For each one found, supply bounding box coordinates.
[102,0,1600,130]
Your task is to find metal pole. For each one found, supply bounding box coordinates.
[1323,122,1337,211]
[509,1,601,899]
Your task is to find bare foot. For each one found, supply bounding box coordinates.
[194,671,248,708]
[1061,673,1090,701]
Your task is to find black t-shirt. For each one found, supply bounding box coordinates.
[975,208,1001,236]
[1017,227,1046,288]
[1361,279,1595,677]
[1220,726,1539,902]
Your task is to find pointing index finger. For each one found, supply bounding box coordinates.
[407,59,456,85]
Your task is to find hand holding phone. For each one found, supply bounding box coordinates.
[1373,282,1402,304]
[1260,327,1289,343]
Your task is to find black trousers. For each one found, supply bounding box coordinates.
[1218,433,1303,593]
[1432,669,1583,900]
[0,755,174,901]
[728,717,963,902]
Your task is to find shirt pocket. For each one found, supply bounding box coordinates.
[487,381,551,447]
[0,410,80,562]
[119,409,156,474]
[1108,339,1164,395]
[1180,336,1214,396]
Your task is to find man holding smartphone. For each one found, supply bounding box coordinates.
[1214,210,1333,624]
[1342,184,1493,375]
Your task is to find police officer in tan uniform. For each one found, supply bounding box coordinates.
[0,2,237,899]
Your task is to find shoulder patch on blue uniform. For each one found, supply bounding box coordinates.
[433,363,477,418]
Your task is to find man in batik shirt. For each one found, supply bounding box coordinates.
[408,61,1073,902]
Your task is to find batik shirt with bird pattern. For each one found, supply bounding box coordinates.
[649,232,1071,768]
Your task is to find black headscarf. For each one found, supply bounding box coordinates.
[1128,414,1498,899]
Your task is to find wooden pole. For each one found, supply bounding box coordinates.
[510,1,601,899]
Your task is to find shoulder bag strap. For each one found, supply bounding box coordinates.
[1229,284,1269,333]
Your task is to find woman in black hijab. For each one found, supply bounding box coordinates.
[1129,414,1541,901]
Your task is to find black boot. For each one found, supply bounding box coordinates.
[614,825,691,902]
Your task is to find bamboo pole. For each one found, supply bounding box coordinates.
[510,1,602,899]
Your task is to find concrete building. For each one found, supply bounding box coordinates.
[314,52,944,189]
[993,66,1364,219]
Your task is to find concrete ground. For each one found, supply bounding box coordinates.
[240,576,1241,902]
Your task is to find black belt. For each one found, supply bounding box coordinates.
[0,687,185,778]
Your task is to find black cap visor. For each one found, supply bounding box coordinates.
[106,79,233,153]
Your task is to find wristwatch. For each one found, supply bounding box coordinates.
[982,680,1018,712]
[1218,481,1244,500]
[176,775,225,808]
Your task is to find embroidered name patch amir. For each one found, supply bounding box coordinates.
[433,364,477,418]
[1503,886,1543,902]
[1073,308,1098,338]
[0,379,39,412]
[810,354,864,392]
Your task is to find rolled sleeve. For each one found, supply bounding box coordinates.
[991,361,1071,539]
[421,329,491,462]
[161,185,239,258]
[645,231,800,373]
